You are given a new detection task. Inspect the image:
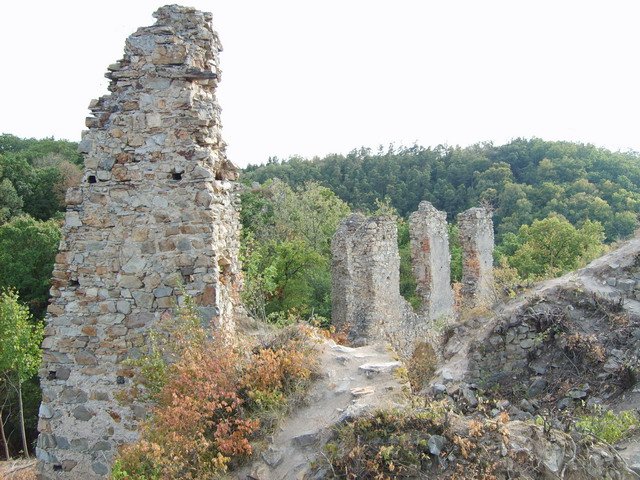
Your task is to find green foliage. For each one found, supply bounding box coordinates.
[0,290,43,382]
[397,219,419,309]
[114,301,318,479]
[498,214,605,279]
[0,134,82,224]
[0,289,44,457]
[0,215,61,317]
[448,224,462,282]
[240,180,351,321]
[0,177,23,224]
[0,134,81,165]
[575,406,639,444]
[244,139,640,243]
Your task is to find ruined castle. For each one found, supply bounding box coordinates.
[331,202,494,353]
[36,6,241,478]
[35,6,496,478]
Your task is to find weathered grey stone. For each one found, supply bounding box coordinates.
[39,403,54,419]
[72,406,94,421]
[618,278,636,293]
[358,361,402,374]
[331,214,404,345]
[520,338,534,349]
[92,462,109,475]
[70,438,89,451]
[409,201,454,320]
[61,460,77,472]
[37,5,242,479]
[458,207,494,309]
[428,434,446,455]
[292,431,320,447]
[153,286,173,298]
[528,378,548,397]
[55,436,71,450]
[262,446,284,467]
[59,387,88,404]
[91,441,112,452]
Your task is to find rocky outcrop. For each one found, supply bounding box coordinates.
[36,6,240,479]
[430,237,640,475]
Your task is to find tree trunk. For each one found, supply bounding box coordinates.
[17,381,29,459]
[0,408,10,460]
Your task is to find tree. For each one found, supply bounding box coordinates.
[0,177,23,224]
[240,180,351,320]
[502,214,605,279]
[0,216,61,317]
[0,290,43,458]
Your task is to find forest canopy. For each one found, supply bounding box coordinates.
[244,138,640,243]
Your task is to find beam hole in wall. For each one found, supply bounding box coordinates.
[88,175,97,184]
[171,172,182,181]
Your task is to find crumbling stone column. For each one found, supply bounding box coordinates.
[37,6,241,479]
[331,214,405,346]
[409,201,454,320]
[458,207,494,309]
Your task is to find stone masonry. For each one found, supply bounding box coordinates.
[331,214,407,346]
[458,207,494,309]
[332,205,494,354]
[409,201,454,320]
[37,6,241,479]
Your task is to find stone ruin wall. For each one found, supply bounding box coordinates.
[409,201,454,320]
[37,6,241,479]
[331,214,407,346]
[332,206,494,353]
[458,207,495,309]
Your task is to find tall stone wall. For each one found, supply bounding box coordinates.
[331,214,406,346]
[409,201,454,320]
[37,6,240,479]
[458,207,494,308]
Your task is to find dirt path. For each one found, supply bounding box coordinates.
[238,340,408,480]
[0,459,36,480]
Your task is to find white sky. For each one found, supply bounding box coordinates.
[0,1,638,167]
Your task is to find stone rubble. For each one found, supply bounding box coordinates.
[36,6,241,479]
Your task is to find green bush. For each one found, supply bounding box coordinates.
[575,406,639,444]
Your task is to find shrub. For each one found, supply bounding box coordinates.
[564,333,605,364]
[113,305,318,479]
[406,341,438,391]
[326,400,450,479]
[575,406,639,444]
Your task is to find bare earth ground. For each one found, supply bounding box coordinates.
[0,459,36,480]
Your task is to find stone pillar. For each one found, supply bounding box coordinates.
[409,201,454,319]
[331,214,405,346]
[37,6,241,479]
[457,207,494,308]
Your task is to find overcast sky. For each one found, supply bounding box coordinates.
[1,1,638,167]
